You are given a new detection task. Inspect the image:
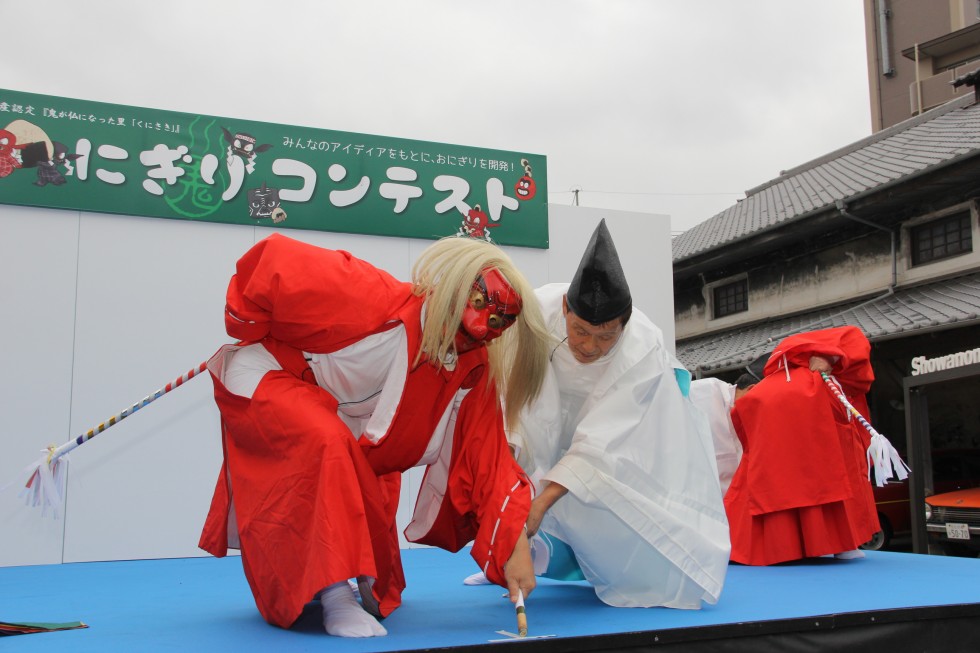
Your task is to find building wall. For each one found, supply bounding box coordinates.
[676,232,893,339]
[675,200,980,339]
[865,0,980,131]
[0,203,675,568]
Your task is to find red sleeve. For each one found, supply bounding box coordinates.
[224,233,414,351]
[411,380,531,586]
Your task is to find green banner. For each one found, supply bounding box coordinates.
[0,89,548,248]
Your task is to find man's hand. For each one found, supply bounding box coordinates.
[503,530,535,602]
[526,500,546,537]
[526,481,568,537]
[809,355,833,373]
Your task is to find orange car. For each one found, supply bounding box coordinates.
[925,487,980,556]
[862,449,980,551]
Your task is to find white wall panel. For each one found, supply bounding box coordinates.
[1,204,674,566]
[63,214,252,562]
[0,206,80,566]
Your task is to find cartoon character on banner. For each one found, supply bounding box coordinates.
[5,119,53,171]
[222,127,272,174]
[456,204,499,243]
[34,142,84,187]
[0,129,23,178]
[2,119,83,187]
[514,158,536,201]
[247,182,287,223]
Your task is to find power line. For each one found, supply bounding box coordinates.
[549,189,742,198]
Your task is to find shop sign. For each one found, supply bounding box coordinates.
[910,348,980,375]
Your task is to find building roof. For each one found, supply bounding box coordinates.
[676,272,980,374]
[672,94,980,263]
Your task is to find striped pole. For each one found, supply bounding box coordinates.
[820,371,909,486]
[17,361,209,515]
[42,361,209,465]
[819,372,878,436]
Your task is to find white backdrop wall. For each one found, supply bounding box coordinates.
[0,203,673,567]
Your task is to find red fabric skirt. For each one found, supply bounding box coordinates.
[727,497,863,565]
[199,370,405,628]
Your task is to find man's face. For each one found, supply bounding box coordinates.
[455,268,522,353]
[562,296,624,364]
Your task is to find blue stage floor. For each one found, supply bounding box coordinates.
[3,548,980,652]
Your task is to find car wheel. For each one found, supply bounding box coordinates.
[861,530,887,551]
[860,515,892,551]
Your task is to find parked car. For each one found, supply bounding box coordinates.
[925,487,980,556]
[862,449,980,551]
[864,480,913,550]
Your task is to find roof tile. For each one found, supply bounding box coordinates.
[673,95,980,261]
[677,272,980,373]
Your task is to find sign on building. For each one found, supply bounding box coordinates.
[0,89,549,248]
[911,348,980,375]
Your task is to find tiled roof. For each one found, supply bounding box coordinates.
[676,272,980,374]
[673,94,980,262]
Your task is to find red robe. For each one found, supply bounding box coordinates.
[198,234,531,628]
[724,326,880,565]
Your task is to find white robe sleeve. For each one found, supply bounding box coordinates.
[689,377,743,496]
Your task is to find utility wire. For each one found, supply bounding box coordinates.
[549,189,742,198]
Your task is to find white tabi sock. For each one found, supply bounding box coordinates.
[320,581,387,637]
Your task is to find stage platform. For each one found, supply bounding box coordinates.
[3,547,980,652]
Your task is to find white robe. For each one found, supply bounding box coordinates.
[688,377,744,496]
[509,284,731,608]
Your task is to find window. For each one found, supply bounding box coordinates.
[911,212,973,266]
[713,278,748,318]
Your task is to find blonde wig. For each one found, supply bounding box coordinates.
[411,237,553,430]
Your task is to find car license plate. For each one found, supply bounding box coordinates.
[946,523,971,540]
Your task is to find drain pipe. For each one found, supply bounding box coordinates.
[877,0,895,77]
[835,199,898,290]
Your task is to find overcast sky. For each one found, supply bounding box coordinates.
[2,0,871,235]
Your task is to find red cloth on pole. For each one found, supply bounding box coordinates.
[724,326,880,565]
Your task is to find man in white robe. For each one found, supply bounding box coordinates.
[468,219,731,608]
